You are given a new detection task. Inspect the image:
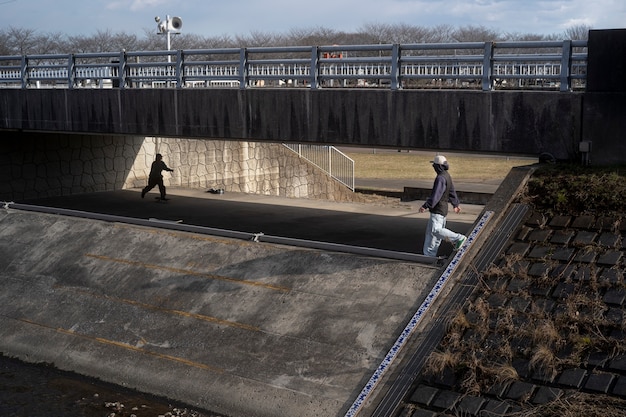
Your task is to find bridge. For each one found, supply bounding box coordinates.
[0,29,624,202]
[0,29,625,417]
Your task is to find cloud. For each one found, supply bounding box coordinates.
[106,0,167,11]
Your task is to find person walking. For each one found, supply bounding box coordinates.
[141,153,174,200]
[418,155,466,257]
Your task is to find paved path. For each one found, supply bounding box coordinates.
[19,187,484,255]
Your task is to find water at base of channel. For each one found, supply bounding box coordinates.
[0,354,227,416]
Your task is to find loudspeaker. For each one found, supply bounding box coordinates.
[169,17,183,32]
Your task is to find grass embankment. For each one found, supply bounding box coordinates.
[424,163,626,417]
[344,151,536,181]
[525,164,626,215]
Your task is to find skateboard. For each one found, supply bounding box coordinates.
[154,197,170,203]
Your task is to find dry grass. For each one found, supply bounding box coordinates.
[343,150,535,180]
[417,164,626,417]
[424,349,460,375]
[508,392,626,417]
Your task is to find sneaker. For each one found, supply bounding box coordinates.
[454,236,466,251]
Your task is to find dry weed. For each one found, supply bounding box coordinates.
[494,307,516,335]
[529,345,559,380]
[508,391,626,417]
[448,310,471,333]
[424,349,459,376]
[460,353,482,396]
[470,297,491,324]
[483,362,519,386]
[532,319,562,349]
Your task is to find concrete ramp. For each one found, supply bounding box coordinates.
[0,207,441,417]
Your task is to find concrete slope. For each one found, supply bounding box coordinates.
[0,207,443,417]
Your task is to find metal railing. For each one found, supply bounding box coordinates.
[283,144,355,191]
[0,40,587,91]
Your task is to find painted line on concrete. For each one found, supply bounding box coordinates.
[343,210,494,417]
[66,287,261,332]
[15,317,225,373]
[85,253,291,293]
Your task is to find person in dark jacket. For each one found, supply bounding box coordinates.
[141,153,174,200]
[418,155,466,257]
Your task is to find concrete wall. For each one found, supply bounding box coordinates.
[0,88,587,161]
[0,132,355,202]
[581,29,626,166]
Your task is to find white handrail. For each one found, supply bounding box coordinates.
[283,144,355,191]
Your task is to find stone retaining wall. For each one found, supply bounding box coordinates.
[0,132,354,202]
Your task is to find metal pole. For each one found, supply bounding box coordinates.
[167,15,172,64]
[482,42,493,91]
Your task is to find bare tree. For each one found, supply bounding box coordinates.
[0,22,595,57]
[6,27,40,54]
[359,22,394,44]
[31,32,64,54]
[564,25,590,40]
[452,25,502,42]
[0,29,10,55]
[285,26,346,46]
[235,30,283,47]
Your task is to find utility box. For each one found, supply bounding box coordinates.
[579,141,592,153]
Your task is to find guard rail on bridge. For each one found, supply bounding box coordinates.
[0,40,586,92]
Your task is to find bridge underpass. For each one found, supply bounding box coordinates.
[0,134,534,415]
[1,29,625,416]
[1,160,529,417]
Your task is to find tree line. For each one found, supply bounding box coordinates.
[0,23,591,56]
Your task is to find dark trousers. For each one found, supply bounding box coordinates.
[142,176,166,199]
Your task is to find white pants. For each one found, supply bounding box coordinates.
[423,213,465,257]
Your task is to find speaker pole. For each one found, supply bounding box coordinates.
[166,15,172,63]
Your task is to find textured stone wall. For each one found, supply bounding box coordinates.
[133,137,356,201]
[0,132,354,202]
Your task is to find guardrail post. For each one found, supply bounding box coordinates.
[176,49,184,89]
[391,44,400,90]
[239,48,248,89]
[482,42,493,91]
[117,51,126,89]
[560,40,572,92]
[20,55,27,89]
[67,54,75,89]
[311,46,319,89]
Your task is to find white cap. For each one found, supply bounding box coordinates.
[431,155,447,165]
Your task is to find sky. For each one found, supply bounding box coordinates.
[1,0,624,39]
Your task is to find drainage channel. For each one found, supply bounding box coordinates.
[3,202,440,264]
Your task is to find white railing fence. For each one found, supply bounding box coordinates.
[283,144,355,191]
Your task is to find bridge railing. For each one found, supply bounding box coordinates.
[0,40,587,92]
